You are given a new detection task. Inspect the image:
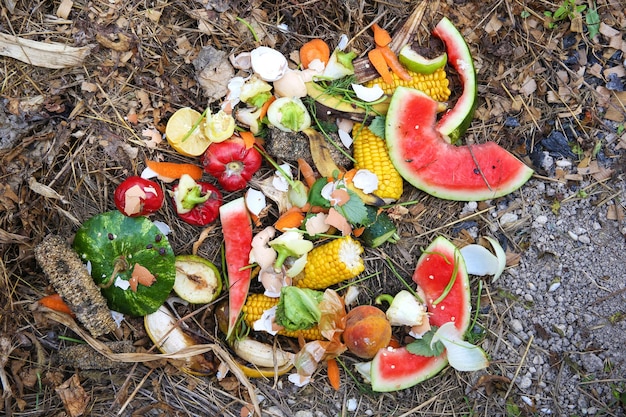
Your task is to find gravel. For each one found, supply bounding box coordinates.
[475,176,626,416]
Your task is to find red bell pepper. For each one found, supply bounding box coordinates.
[201,137,262,192]
[171,174,222,226]
[219,197,253,339]
[114,176,164,217]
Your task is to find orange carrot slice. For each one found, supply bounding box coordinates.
[145,159,203,180]
[300,38,331,69]
[258,95,276,121]
[367,48,393,85]
[377,45,411,81]
[327,358,341,391]
[39,293,74,316]
[239,131,257,150]
[297,158,318,188]
[372,23,392,48]
[274,206,305,232]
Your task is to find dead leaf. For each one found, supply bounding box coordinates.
[55,374,90,417]
[607,204,624,221]
[472,374,511,396]
[484,14,503,34]
[95,33,133,52]
[519,76,537,96]
[28,177,68,203]
[193,46,234,102]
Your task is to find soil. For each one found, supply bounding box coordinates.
[1,1,625,417]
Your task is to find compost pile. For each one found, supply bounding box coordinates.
[1,1,625,416]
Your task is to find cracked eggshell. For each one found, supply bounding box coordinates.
[273,70,307,98]
[250,46,288,82]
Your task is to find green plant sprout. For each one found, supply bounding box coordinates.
[544,0,587,29]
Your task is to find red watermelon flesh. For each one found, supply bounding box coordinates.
[370,236,471,392]
[385,87,533,201]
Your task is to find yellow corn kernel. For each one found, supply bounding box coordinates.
[352,123,403,201]
[294,236,365,290]
[365,67,451,101]
[242,293,324,340]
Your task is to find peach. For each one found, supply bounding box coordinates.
[343,305,392,359]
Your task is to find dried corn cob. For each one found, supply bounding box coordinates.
[352,123,403,201]
[365,67,451,102]
[294,236,364,290]
[242,293,324,340]
[34,234,117,338]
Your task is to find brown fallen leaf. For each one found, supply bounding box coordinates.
[55,374,90,417]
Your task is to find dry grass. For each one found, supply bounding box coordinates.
[1,0,625,416]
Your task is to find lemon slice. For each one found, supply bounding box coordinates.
[165,107,211,156]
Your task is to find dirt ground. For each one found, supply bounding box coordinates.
[1,0,625,416]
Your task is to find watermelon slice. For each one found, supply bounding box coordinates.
[370,236,470,392]
[385,87,533,201]
[220,197,253,339]
[433,17,478,143]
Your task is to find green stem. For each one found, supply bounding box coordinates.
[235,17,260,43]
[432,250,459,306]
[375,294,394,305]
[253,144,297,188]
[384,257,424,304]
[181,107,209,143]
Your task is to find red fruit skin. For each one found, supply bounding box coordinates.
[171,182,223,226]
[114,176,164,217]
[201,137,262,192]
[343,305,392,359]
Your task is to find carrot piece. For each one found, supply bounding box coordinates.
[297,158,318,188]
[372,23,392,48]
[300,38,331,69]
[377,45,411,81]
[145,159,203,180]
[327,358,341,391]
[367,48,393,85]
[258,95,276,121]
[274,206,305,232]
[39,293,74,316]
[239,131,256,150]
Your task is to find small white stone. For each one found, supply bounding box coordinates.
[578,235,591,244]
[346,398,358,412]
[548,282,561,292]
[568,230,579,240]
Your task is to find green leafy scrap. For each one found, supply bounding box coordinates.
[406,328,445,357]
[368,116,386,139]
[335,188,368,225]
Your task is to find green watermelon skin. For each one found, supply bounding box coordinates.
[433,16,477,143]
[370,236,470,392]
[73,211,175,316]
[386,87,533,201]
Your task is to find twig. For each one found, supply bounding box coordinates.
[503,334,534,400]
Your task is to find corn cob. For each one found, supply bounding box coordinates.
[365,67,451,102]
[34,234,117,338]
[242,293,324,340]
[352,123,403,201]
[294,236,365,290]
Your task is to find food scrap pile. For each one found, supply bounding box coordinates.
[35,5,533,400]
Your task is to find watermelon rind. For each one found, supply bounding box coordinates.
[432,16,478,144]
[398,45,447,75]
[73,211,175,316]
[370,236,470,392]
[385,86,533,201]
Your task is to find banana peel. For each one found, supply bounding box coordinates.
[305,82,390,119]
[303,128,385,207]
